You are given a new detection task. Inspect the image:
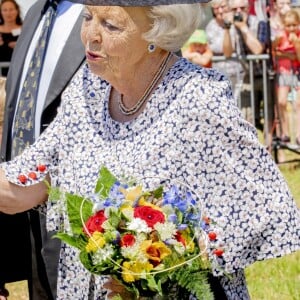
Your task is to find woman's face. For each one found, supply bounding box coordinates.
[275,0,291,16]
[81,6,150,82]
[1,1,19,24]
[212,0,229,22]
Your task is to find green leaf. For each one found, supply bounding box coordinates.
[152,186,163,199]
[66,193,93,235]
[54,232,79,248]
[146,275,162,294]
[47,186,62,202]
[95,166,117,198]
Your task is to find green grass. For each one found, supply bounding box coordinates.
[6,156,300,300]
[246,159,300,300]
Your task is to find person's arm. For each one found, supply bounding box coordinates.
[234,16,263,54]
[238,25,263,54]
[289,32,300,61]
[183,47,213,67]
[223,27,234,57]
[273,34,297,60]
[0,169,48,214]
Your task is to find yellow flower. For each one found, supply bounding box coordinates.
[140,240,172,263]
[85,231,106,253]
[122,260,153,283]
[138,197,162,211]
[181,229,195,253]
[119,186,143,202]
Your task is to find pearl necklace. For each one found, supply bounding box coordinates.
[118,52,172,116]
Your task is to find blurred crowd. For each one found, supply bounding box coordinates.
[182,0,300,146]
[1,0,300,145]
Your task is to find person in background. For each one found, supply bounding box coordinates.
[228,0,268,129]
[0,0,85,299]
[270,0,292,41]
[182,29,213,68]
[205,0,243,98]
[0,0,299,299]
[206,0,268,129]
[273,9,300,145]
[0,0,22,76]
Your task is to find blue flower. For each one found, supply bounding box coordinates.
[104,182,126,207]
[163,185,187,212]
[185,191,197,206]
[177,224,188,230]
[168,213,178,223]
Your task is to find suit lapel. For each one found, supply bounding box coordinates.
[44,13,86,110]
[5,0,46,109]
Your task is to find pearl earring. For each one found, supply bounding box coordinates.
[148,44,156,53]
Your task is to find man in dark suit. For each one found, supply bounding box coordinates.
[0,0,85,299]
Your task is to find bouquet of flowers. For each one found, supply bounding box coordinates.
[51,167,224,299]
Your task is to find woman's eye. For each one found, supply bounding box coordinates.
[82,12,92,21]
[102,20,120,32]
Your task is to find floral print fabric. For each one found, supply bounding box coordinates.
[1,58,299,300]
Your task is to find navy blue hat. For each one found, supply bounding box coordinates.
[68,0,210,6]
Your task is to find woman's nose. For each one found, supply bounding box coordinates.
[85,22,102,43]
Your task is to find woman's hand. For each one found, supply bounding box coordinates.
[103,277,135,300]
[0,169,49,214]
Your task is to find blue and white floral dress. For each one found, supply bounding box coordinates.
[1,58,299,300]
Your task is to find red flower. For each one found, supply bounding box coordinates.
[175,232,186,246]
[134,206,165,228]
[84,210,107,235]
[120,234,136,247]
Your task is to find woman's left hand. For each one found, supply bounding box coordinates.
[103,277,135,299]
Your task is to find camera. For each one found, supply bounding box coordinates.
[233,12,243,22]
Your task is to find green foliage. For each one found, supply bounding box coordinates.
[47,185,62,202]
[65,192,93,234]
[54,232,79,249]
[173,259,213,300]
[95,166,117,198]
[152,186,163,199]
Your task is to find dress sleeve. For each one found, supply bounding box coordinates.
[181,70,300,276]
[0,99,66,187]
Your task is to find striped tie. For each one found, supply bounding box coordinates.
[11,1,58,158]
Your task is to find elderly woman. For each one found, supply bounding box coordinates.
[0,0,299,299]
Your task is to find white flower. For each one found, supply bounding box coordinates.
[92,244,114,264]
[127,218,152,233]
[121,241,148,263]
[154,222,177,241]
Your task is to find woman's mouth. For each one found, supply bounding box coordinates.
[86,50,102,61]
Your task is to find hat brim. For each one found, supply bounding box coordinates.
[68,0,210,6]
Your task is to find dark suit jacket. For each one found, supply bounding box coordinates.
[0,1,85,299]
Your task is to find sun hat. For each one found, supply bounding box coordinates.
[68,0,211,6]
[186,29,207,45]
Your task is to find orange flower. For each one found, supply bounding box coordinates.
[141,240,171,265]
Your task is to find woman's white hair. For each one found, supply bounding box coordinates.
[143,4,203,52]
